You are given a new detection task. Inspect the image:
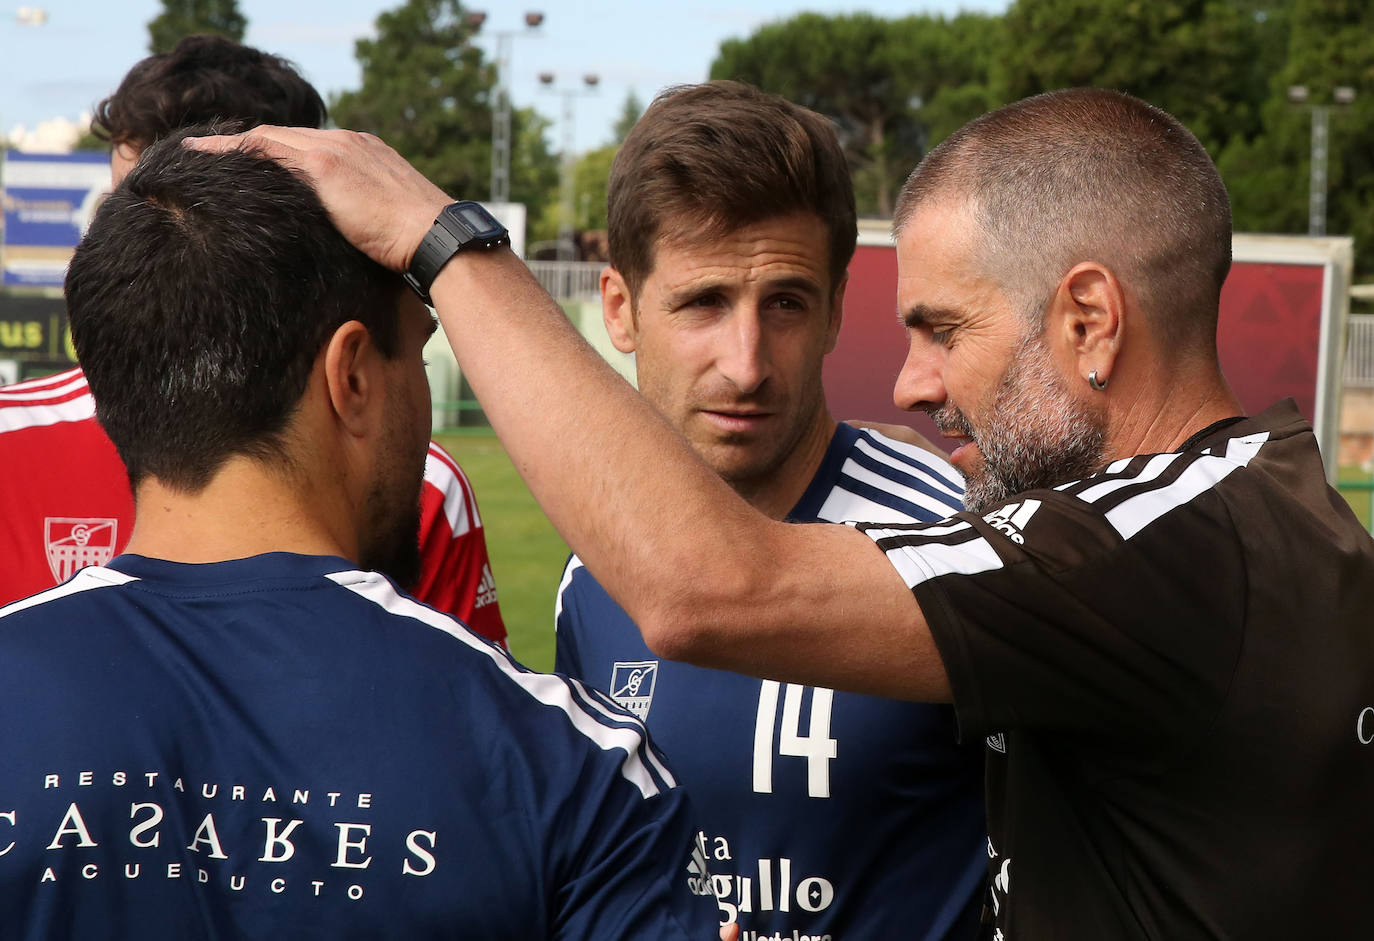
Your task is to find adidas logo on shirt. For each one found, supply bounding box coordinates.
[982,499,1042,545]
[474,563,498,608]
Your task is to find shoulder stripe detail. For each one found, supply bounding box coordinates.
[1099,433,1268,540]
[809,433,965,525]
[0,566,138,620]
[856,431,1273,590]
[0,373,88,402]
[820,473,951,524]
[326,569,675,798]
[856,432,966,493]
[553,554,585,627]
[1079,452,1201,515]
[423,444,476,537]
[0,391,96,434]
[819,489,925,526]
[1056,452,1180,503]
[563,676,677,786]
[0,367,84,395]
[859,520,1003,586]
[866,518,985,549]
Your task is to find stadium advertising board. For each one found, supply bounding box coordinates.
[0,293,74,381]
[2,151,110,287]
[827,227,1352,480]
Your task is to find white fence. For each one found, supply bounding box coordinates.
[526,260,604,300]
[1348,315,1374,388]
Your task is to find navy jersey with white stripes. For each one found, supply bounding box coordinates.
[858,401,1374,938]
[0,552,717,940]
[557,424,987,940]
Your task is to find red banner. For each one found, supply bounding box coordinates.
[825,244,1328,450]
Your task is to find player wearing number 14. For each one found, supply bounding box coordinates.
[556,83,986,939]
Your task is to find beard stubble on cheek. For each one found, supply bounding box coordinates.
[931,329,1107,514]
[360,475,424,590]
[359,384,427,590]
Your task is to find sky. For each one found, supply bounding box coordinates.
[1,0,1007,154]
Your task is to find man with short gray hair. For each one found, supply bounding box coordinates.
[197,86,1374,937]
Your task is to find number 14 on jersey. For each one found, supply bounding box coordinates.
[752,681,837,798]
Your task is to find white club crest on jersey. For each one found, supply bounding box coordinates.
[982,498,1042,545]
[44,517,118,583]
[985,732,1007,754]
[610,660,659,719]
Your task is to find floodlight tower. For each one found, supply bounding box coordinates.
[539,72,599,261]
[1287,84,1357,237]
[469,10,544,205]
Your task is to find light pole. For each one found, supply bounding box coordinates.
[1288,84,1356,237]
[539,72,598,261]
[468,10,543,205]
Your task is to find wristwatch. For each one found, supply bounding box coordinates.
[404,201,511,303]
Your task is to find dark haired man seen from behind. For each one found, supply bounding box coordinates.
[194,85,1374,938]
[0,134,719,939]
[0,35,508,649]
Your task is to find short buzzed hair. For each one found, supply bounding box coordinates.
[608,81,857,303]
[894,88,1232,349]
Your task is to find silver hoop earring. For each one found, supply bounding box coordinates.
[1088,370,1108,391]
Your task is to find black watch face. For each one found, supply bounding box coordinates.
[453,203,504,240]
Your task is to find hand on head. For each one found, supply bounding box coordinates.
[185,126,448,274]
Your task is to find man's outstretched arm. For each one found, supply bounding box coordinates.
[188,128,949,702]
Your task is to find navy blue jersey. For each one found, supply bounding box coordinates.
[0,552,718,940]
[557,425,987,940]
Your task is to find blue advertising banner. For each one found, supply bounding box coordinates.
[2,151,110,287]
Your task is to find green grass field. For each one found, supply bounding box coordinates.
[434,430,568,672]
[1338,467,1374,534]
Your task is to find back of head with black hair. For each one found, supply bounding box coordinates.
[65,130,404,492]
[91,34,327,148]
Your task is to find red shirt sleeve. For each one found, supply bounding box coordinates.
[0,370,135,606]
[412,441,507,646]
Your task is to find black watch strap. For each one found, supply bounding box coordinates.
[404,201,510,303]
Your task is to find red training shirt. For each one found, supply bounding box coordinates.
[0,368,506,644]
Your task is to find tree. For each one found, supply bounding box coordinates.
[331,0,557,214]
[710,12,998,217]
[147,0,246,54]
[1221,0,1374,274]
[73,129,106,152]
[331,0,494,201]
[992,0,1374,275]
[573,144,617,231]
[611,91,644,145]
[510,107,558,213]
[993,0,1283,153]
[556,92,645,238]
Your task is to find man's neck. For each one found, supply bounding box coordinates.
[123,456,355,565]
[1104,357,1244,461]
[730,414,838,520]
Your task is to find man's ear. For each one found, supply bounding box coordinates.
[1048,262,1124,384]
[322,320,380,437]
[824,273,848,355]
[601,266,639,354]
